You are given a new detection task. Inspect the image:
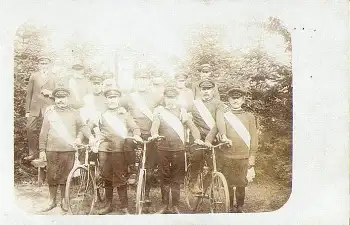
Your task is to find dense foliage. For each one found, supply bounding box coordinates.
[14,18,292,186]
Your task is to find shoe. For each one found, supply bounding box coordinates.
[127,174,137,185]
[120,208,130,215]
[41,201,57,212]
[60,198,68,212]
[236,205,244,213]
[144,198,152,207]
[172,206,180,214]
[156,204,168,214]
[97,203,113,215]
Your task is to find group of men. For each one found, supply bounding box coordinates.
[24,57,258,215]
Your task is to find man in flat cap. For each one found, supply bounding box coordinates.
[191,63,220,101]
[25,57,55,161]
[186,79,230,193]
[38,79,95,212]
[206,86,258,213]
[151,73,166,103]
[67,62,92,110]
[150,85,203,214]
[120,71,163,204]
[174,73,194,109]
[79,74,107,124]
[94,86,142,215]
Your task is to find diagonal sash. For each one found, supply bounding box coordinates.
[159,107,185,144]
[193,99,215,129]
[103,111,127,139]
[224,111,251,148]
[130,92,153,121]
[69,78,80,101]
[47,110,75,146]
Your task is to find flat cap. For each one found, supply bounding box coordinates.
[72,64,84,70]
[90,75,104,84]
[38,57,51,65]
[52,79,70,97]
[104,88,121,98]
[198,79,215,89]
[200,63,212,73]
[227,86,247,98]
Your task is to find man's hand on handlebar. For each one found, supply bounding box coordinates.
[133,135,143,143]
[194,139,205,146]
[221,135,232,147]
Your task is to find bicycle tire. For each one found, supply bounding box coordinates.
[208,172,230,213]
[66,166,96,215]
[135,169,147,214]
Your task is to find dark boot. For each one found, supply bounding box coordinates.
[60,184,68,212]
[229,187,235,212]
[41,185,57,212]
[117,185,128,213]
[157,185,170,214]
[235,187,246,213]
[98,187,113,215]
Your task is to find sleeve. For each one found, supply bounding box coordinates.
[150,108,161,137]
[125,113,141,136]
[25,74,35,113]
[38,114,49,151]
[215,102,227,136]
[205,125,218,143]
[249,113,259,157]
[185,118,201,140]
[75,111,92,139]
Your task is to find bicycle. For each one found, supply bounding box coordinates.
[65,144,105,215]
[134,136,165,215]
[184,142,230,213]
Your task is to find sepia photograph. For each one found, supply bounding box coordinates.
[12,0,294,216]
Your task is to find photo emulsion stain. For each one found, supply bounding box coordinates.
[13,2,292,215]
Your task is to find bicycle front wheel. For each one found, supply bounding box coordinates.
[208,172,230,213]
[66,166,96,215]
[135,169,147,214]
[184,165,203,211]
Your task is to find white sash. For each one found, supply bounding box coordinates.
[69,78,80,100]
[103,111,127,138]
[130,92,153,121]
[193,99,215,129]
[47,110,75,146]
[159,107,185,143]
[224,111,251,148]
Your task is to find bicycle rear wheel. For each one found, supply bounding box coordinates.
[66,166,96,215]
[135,169,147,214]
[208,172,230,213]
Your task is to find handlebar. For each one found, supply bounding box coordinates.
[125,136,166,145]
[189,141,231,152]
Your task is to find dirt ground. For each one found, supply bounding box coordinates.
[14,174,291,215]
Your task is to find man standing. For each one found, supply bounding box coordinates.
[95,86,142,215]
[67,62,92,110]
[120,71,162,203]
[206,87,258,213]
[25,57,55,161]
[38,80,95,212]
[191,63,220,100]
[150,85,203,214]
[187,80,229,192]
[174,73,194,108]
[79,74,107,126]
